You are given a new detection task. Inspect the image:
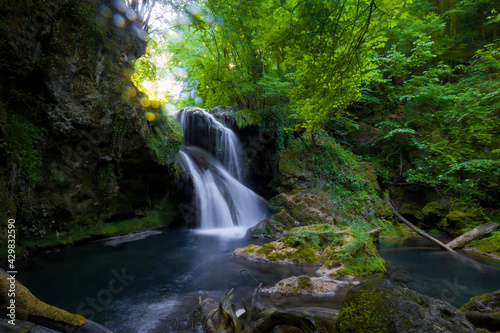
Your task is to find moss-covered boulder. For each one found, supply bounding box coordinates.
[236,224,386,277]
[460,290,500,332]
[335,278,476,332]
[466,231,500,260]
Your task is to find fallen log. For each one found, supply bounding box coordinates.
[446,222,499,250]
[384,192,455,253]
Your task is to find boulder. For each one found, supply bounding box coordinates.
[261,275,353,297]
[235,224,386,278]
[334,278,476,332]
[460,290,500,332]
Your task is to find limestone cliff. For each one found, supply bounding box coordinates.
[0,0,182,250]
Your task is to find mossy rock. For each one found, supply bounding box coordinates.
[266,190,336,232]
[236,224,345,264]
[248,210,295,238]
[399,202,422,219]
[357,162,380,191]
[460,290,500,332]
[421,200,449,222]
[467,231,500,259]
[335,278,476,332]
[442,208,480,237]
[324,230,386,278]
[237,224,386,277]
[278,147,315,190]
[261,275,350,297]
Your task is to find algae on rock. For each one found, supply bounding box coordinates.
[235,224,386,278]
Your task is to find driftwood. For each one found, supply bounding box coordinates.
[204,285,318,333]
[384,192,455,253]
[446,222,499,249]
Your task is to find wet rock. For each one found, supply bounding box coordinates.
[460,290,500,332]
[261,275,352,297]
[334,278,476,332]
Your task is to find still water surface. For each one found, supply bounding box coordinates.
[16,231,500,332]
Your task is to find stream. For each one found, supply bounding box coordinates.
[16,231,500,332]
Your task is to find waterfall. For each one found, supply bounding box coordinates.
[175,107,268,236]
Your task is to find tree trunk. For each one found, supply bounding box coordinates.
[384,192,455,252]
[446,222,499,249]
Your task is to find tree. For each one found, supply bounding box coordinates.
[168,0,411,136]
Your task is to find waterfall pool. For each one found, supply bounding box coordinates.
[15,231,500,332]
[16,230,313,332]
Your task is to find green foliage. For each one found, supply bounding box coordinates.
[355,2,500,206]
[165,0,411,135]
[283,132,370,193]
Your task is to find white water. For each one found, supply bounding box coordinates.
[176,107,268,234]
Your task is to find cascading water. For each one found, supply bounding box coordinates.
[175,107,268,236]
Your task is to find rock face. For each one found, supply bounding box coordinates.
[0,0,182,244]
[460,290,500,332]
[334,278,476,333]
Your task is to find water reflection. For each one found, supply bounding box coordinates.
[378,236,500,308]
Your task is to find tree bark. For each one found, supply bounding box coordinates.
[446,222,499,250]
[384,192,455,252]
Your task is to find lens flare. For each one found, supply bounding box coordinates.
[99,4,111,17]
[127,87,137,97]
[145,112,156,122]
[165,104,176,114]
[125,8,137,21]
[112,14,125,27]
[141,97,151,107]
[113,0,127,12]
[150,100,161,109]
[138,29,148,40]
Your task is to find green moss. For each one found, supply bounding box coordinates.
[297,275,313,290]
[0,270,86,326]
[257,243,276,255]
[240,223,385,276]
[242,244,260,254]
[469,231,500,257]
[335,289,385,332]
[327,224,386,277]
